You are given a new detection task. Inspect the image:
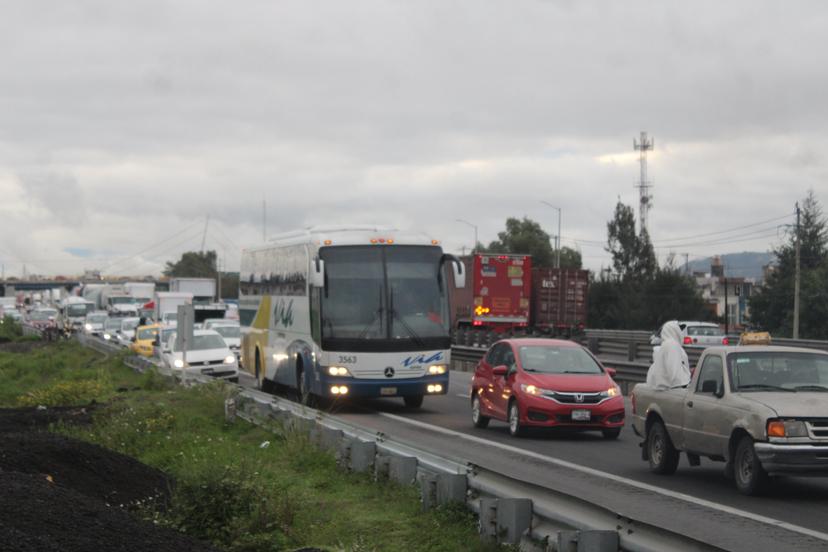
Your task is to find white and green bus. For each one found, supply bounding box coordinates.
[240,226,465,407]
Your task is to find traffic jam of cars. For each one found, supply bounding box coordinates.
[3,278,240,383]
[3,252,826,499]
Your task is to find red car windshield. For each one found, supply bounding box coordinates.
[518,346,603,374]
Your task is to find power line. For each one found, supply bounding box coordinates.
[101,220,202,273]
[652,213,794,245]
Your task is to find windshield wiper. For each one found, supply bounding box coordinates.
[793,385,828,392]
[389,289,426,348]
[736,384,795,392]
[563,370,598,374]
[358,287,385,339]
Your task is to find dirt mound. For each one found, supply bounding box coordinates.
[0,472,216,552]
[0,406,95,434]
[0,432,171,508]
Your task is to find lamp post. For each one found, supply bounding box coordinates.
[456,219,478,255]
[540,201,562,269]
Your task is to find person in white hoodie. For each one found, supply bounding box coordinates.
[646,320,691,390]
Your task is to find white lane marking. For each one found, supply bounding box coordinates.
[456,393,470,399]
[377,411,828,543]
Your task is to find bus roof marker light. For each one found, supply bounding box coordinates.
[323,240,332,245]
[431,240,439,245]
[387,239,394,244]
[370,239,378,244]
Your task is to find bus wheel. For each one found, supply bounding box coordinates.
[404,395,424,408]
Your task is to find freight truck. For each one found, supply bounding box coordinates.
[169,278,225,322]
[450,254,588,336]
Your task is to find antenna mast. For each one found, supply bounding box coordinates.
[633,131,654,233]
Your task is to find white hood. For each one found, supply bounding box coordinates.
[646,321,691,390]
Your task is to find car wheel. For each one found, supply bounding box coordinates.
[647,420,679,475]
[508,400,524,437]
[602,427,622,440]
[404,395,424,408]
[733,436,768,495]
[261,378,276,394]
[471,395,490,428]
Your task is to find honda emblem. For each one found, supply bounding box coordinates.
[574,393,584,403]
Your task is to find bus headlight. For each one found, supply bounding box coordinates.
[328,366,351,377]
[224,355,236,364]
[428,365,447,375]
[330,385,349,395]
[174,359,185,369]
[427,384,443,393]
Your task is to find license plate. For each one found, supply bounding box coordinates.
[572,409,591,421]
[380,387,397,396]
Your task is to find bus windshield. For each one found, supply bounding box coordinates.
[320,245,449,352]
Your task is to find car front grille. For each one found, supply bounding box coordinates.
[805,419,828,440]
[543,391,604,404]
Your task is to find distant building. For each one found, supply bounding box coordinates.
[695,257,755,329]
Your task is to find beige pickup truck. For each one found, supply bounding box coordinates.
[632,345,828,495]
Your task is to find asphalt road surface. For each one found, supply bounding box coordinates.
[239,370,828,552]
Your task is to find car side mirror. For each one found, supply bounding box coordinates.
[606,367,617,378]
[492,365,508,377]
[310,258,325,288]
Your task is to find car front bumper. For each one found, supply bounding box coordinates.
[518,394,625,429]
[754,443,828,475]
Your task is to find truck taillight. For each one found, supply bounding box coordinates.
[722,337,729,345]
[683,336,692,345]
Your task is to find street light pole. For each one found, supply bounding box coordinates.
[456,219,478,254]
[540,201,562,269]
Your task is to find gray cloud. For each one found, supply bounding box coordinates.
[1,1,827,276]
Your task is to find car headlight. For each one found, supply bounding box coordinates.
[224,355,236,364]
[767,419,808,438]
[428,364,447,375]
[174,359,185,369]
[103,333,111,340]
[327,366,351,377]
[85,323,92,331]
[520,384,547,395]
[600,386,621,398]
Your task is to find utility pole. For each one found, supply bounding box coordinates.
[684,253,690,275]
[633,131,654,234]
[793,202,801,339]
[540,201,562,269]
[456,219,478,255]
[262,197,267,242]
[724,276,729,336]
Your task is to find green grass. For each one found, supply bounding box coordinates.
[0,341,502,552]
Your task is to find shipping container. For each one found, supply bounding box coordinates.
[450,254,532,330]
[450,254,589,336]
[530,268,589,333]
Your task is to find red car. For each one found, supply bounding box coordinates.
[470,338,625,438]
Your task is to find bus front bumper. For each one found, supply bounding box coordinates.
[320,374,449,399]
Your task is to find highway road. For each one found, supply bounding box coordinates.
[240,369,828,552]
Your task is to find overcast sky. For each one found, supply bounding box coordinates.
[1,1,826,278]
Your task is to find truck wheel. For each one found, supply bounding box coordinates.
[647,420,679,475]
[508,400,524,437]
[404,395,424,408]
[733,436,768,495]
[602,427,622,440]
[471,395,490,428]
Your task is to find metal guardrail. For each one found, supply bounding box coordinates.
[73,334,719,551]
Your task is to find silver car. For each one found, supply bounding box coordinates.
[650,320,729,347]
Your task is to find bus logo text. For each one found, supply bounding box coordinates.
[273,298,294,328]
[401,351,444,367]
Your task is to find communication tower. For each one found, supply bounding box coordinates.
[634,131,654,233]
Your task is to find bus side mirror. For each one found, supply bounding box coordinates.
[310,258,325,288]
[441,254,465,289]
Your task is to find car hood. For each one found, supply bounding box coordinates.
[222,337,241,348]
[521,372,613,392]
[170,349,232,363]
[737,392,828,418]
